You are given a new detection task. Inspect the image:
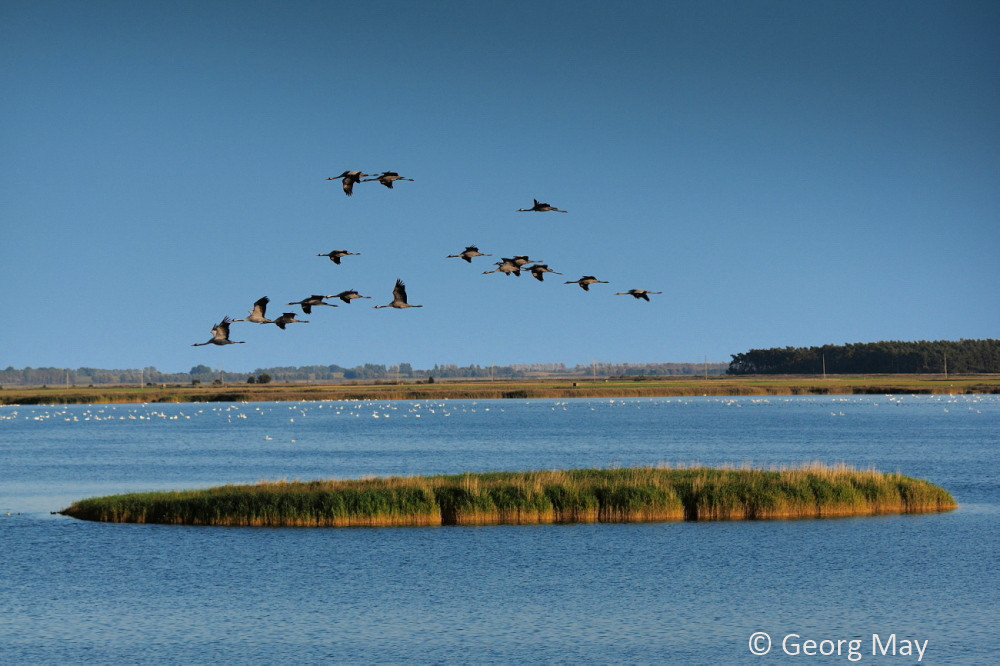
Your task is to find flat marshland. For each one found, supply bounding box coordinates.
[4,374,999,405]
[60,464,957,527]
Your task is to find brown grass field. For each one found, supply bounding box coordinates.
[2,374,998,406]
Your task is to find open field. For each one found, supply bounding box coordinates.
[2,374,999,405]
[59,464,958,527]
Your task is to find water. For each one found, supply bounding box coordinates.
[2,395,997,663]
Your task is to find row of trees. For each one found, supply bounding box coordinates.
[727,339,1000,375]
[0,361,728,387]
[9,340,996,386]
[245,362,729,381]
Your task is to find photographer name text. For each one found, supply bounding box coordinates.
[748,632,928,661]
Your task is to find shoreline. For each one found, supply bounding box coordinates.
[3,374,999,406]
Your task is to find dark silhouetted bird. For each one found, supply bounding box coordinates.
[517,198,567,213]
[615,289,663,302]
[565,276,609,291]
[509,255,540,267]
[317,249,360,264]
[327,171,372,196]
[272,313,309,329]
[287,295,338,314]
[192,317,244,346]
[525,264,563,282]
[364,171,413,189]
[334,289,371,304]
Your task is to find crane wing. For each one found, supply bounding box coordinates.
[393,279,408,304]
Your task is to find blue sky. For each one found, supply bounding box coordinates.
[3,1,997,373]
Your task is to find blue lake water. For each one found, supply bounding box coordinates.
[1,395,998,663]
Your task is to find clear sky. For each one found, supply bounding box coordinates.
[3,1,998,374]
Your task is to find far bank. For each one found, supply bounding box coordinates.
[2,374,998,406]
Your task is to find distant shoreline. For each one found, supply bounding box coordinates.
[59,465,958,527]
[2,374,998,406]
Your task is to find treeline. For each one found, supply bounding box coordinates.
[0,361,728,387]
[727,339,1000,375]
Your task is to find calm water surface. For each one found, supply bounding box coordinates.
[1,395,997,663]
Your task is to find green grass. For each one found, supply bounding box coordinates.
[60,464,957,527]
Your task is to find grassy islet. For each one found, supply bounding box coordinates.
[60,464,957,527]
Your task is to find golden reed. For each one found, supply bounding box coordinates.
[60,464,957,527]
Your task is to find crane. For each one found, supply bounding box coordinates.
[272,313,309,329]
[482,258,522,276]
[334,290,371,304]
[565,276,609,291]
[327,171,372,196]
[364,171,413,189]
[192,317,244,346]
[615,289,663,301]
[447,245,492,263]
[517,198,567,213]
[374,279,423,308]
[287,295,338,314]
[317,250,360,265]
[525,264,563,282]
[233,297,273,324]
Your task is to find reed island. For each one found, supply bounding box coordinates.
[60,464,957,527]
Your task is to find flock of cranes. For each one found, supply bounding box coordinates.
[193,170,659,347]
[326,170,413,196]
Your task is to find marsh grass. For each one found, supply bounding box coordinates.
[5,374,999,406]
[60,464,957,527]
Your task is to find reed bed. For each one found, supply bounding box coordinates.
[60,464,957,527]
[6,374,999,405]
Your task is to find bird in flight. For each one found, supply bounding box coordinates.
[327,171,373,196]
[565,276,609,291]
[509,255,540,267]
[364,171,413,189]
[482,258,522,277]
[334,289,371,304]
[374,279,423,308]
[317,249,360,264]
[615,289,663,302]
[192,316,244,346]
[233,296,273,324]
[447,245,492,263]
[517,199,567,213]
[287,295,338,314]
[272,313,309,330]
[525,264,563,282]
